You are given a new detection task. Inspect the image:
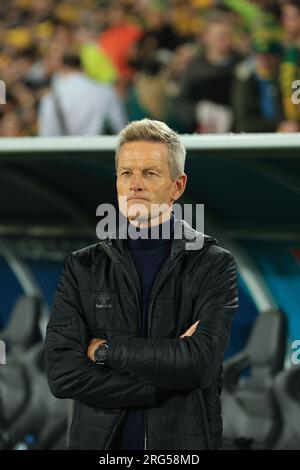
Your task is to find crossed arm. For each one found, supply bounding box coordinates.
[44,256,159,409]
[44,250,238,409]
[88,251,238,392]
[87,320,198,362]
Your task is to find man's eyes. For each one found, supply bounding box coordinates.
[120,171,158,176]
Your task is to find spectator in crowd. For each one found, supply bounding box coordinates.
[126,52,171,122]
[0,89,32,137]
[75,26,118,84]
[98,4,142,84]
[281,0,300,45]
[173,10,243,133]
[231,37,284,132]
[167,43,198,89]
[0,0,299,137]
[166,43,198,127]
[127,43,197,126]
[38,53,127,136]
[129,5,185,71]
[279,0,300,131]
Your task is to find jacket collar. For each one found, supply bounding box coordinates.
[98,214,219,261]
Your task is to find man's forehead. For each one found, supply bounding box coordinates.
[118,142,168,166]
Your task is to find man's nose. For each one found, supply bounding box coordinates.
[129,172,144,191]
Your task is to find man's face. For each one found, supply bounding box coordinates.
[281,4,300,38]
[204,22,233,57]
[116,141,186,225]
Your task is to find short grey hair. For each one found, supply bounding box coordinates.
[115,119,186,180]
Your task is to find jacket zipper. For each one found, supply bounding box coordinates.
[117,249,184,450]
[144,250,186,450]
[100,240,185,451]
[109,249,150,450]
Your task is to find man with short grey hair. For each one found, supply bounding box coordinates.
[44,118,238,450]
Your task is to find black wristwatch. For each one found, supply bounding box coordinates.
[94,343,109,366]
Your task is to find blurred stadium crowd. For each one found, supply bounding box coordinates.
[1,0,300,136]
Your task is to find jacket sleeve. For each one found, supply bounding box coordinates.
[105,250,239,391]
[43,254,158,408]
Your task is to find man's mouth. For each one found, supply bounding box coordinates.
[128,197,148,201]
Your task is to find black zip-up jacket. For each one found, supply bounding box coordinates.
[44,218,238,450]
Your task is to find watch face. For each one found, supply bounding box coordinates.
[94,344,107,363]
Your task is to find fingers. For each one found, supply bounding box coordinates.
[180,320,199,338]
[186,320,199,335]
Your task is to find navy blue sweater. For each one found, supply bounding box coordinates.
[110,215,174,450]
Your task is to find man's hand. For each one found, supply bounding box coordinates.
[87,338,107,362]
[180,320,199,338]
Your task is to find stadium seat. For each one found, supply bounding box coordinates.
[0,341,69,449]
[273,364,300,449]
[221,309,287,449]
[0,295,42,357]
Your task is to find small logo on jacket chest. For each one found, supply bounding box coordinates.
[95,294,112,309]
